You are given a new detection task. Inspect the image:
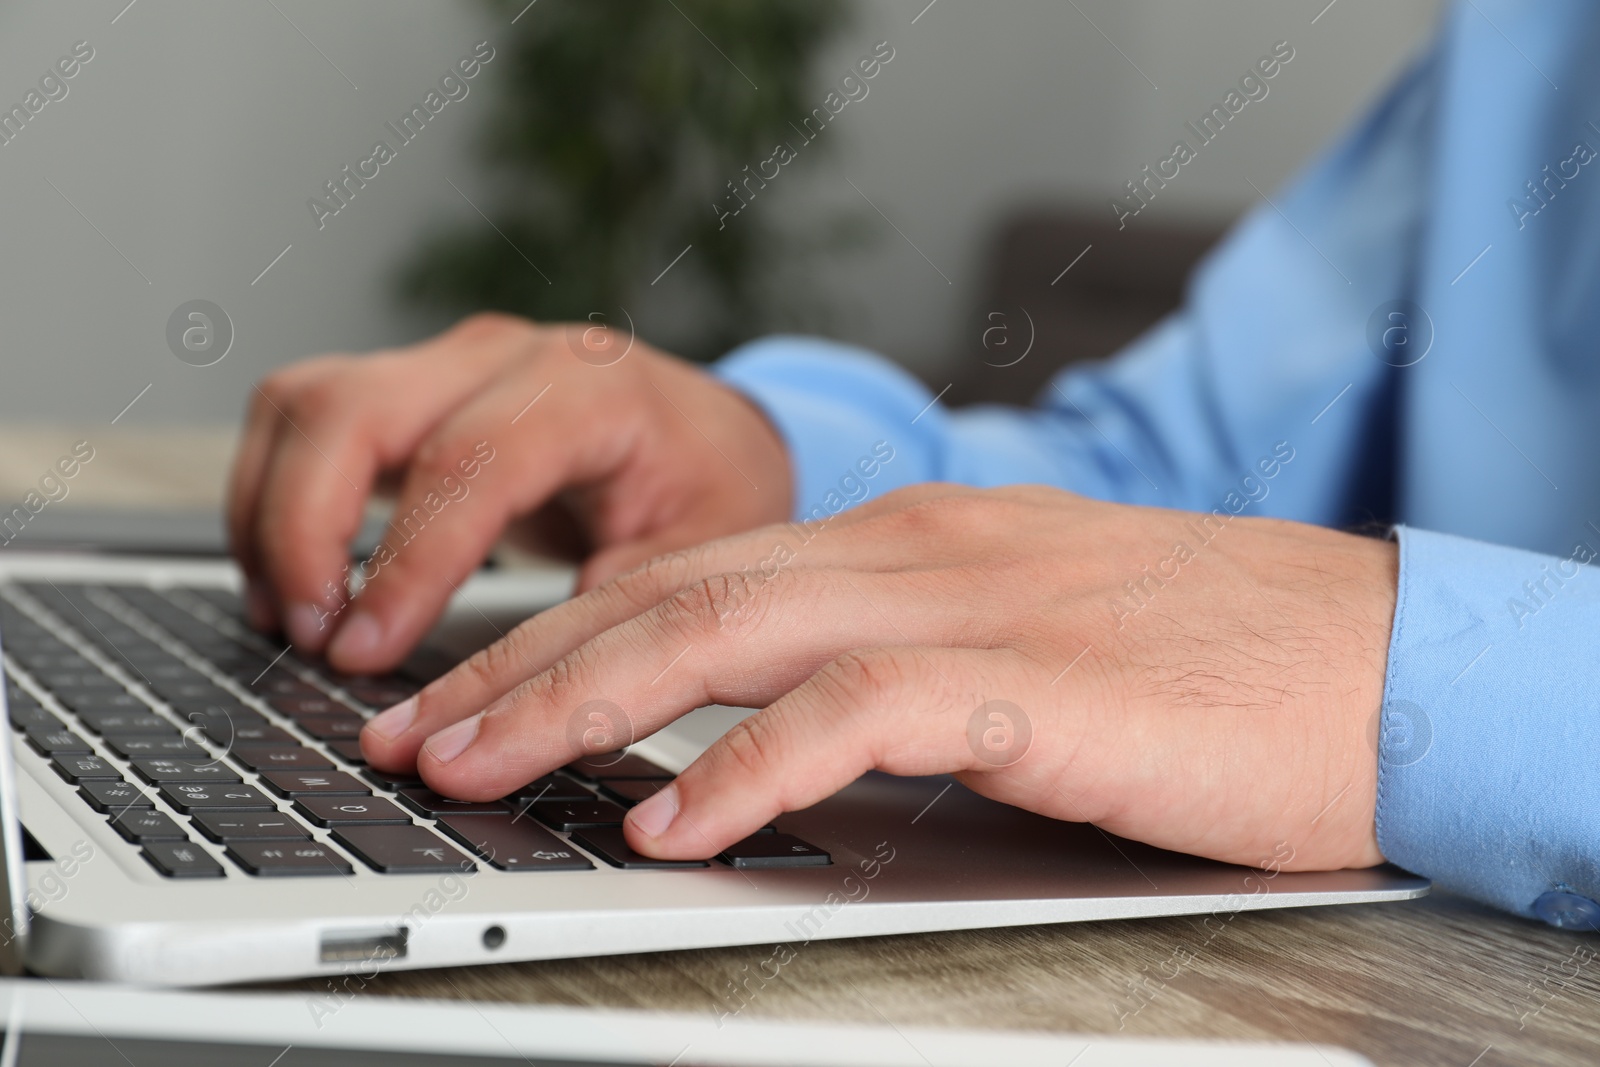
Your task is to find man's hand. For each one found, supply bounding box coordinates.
[227,313,792,673]
[361,484,1398,872]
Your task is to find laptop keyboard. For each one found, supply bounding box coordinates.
[0,582,829,879]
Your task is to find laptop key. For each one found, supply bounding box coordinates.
[436,814,595,872]
[526,799,629,831]
[227,840,354,877]
[270,695,346,718]
[231,746,335,773]
[512,775,596,803]
[295,795,413,827]
[191,811,310,843]
[327,739,366,764]
[79,779,154,813]
[295,714,364,740]
[202,722,297,747]
[25,727,93,755]
[131,758,242,784]
[396,787,511,818]
[77,711,177,736]
[160,783,277,813]
[142,840,225,879]
[52,753,119,782]
[110,809,189,843]
[260,770,370,797]
[55,691,146,714]
[717,833,831,868]
[596,779,666,806]
[330,825,475,874]
[570,827,708,870]
[564,753,673,781]
[8,704,60,731]
[363,768,423,790]
[104,735,208,759]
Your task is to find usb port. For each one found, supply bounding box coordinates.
[319,927,408,965]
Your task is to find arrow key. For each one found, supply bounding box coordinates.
[331,825,475,874]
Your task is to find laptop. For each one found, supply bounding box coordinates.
[0,977,1379,1065]
[0,551,1428,986]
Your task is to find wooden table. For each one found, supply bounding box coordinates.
[7,426,1595,1066]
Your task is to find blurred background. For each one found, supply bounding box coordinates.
[0,0,1441,523]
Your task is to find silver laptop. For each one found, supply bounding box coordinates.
[0,977,1379,1065]
[0,552,1428,987]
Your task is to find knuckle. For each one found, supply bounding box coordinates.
[608,550,698,612]
[449,311,531,343]
[817,648,919,708]
[659,571,765,637]
[715,714,785,784]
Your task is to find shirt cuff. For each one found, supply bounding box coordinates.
[713,336,943,521]
[1378,525,1600,927]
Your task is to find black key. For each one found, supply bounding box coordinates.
[191,811,309,843]
[295,795,412,827]
[8,703,60,731]
[110,809,188,843]
[25,727,92,755]
[130,758,241,784]
[363,768,423,790]
[246,674,319,698]
[513,774,595,802]
[231,746,334,773]
[227,840,353,877]
[79,779,153,814]
[55,691,146,714]
[564,752,672,781]
[77,711,175,736]
[199,722,296,747]
[597,779,666,806]
[342,679,418,708]
[295,714,363,740]
[149,680,232,704]
[183,705,271,735]
[717,833,831,868]
[526,799,629,831]
[395,787,510,818]
[52,753,119,782]
[570,827,708,869]
[270,694,345,718]
[437,814,595,872]
[330,825,474,874]
[260,770,370,797]
[38,672,120,692]
[159,783,276,813]
[143,840,225,878]
[104,735,207,759]
[327,739,366,764]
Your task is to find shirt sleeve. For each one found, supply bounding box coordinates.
[1379,526,1600,928]
[714,41,1442,529]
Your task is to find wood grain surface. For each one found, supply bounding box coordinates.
[266,890,1600,1067]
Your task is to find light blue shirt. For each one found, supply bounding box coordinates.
[714,0,1600,928]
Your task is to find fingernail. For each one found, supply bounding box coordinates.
[628,782,679,838]
[365,697,417,741]
[423,713,481,764]
[286,602,329,649]
[328,611,381,664]
[245,582,273,630]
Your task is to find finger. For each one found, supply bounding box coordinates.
[359,521,945,772]
[407,569,973,798]
[252,331,528,651]
[322,359,622,673]
[226,361,331,629]
[626,647,1030,858]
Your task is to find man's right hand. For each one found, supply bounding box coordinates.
[227,313,793,674]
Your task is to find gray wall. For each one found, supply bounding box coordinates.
[0,0,1441,425]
